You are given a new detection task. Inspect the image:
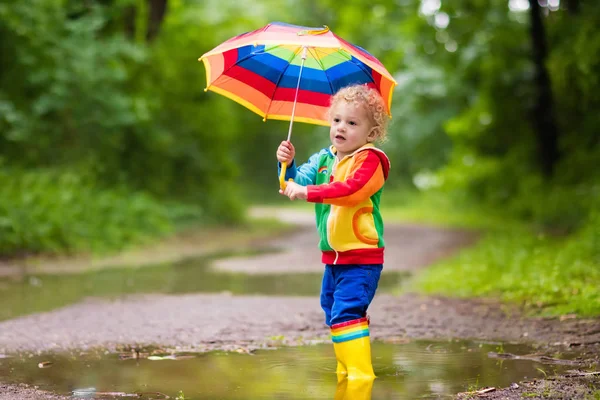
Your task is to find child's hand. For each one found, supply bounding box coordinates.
[276,141,295,164]
[279,181,308,201]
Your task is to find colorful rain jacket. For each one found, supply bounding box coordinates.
[281,143,390,265]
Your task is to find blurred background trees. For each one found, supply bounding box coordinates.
[0,0,598,255]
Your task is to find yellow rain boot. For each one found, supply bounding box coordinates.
[334,339,347,381]
[334,377,375,400]
[331,317,375,380]
[334,378,348,400]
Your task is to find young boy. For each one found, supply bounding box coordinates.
[276,84,390,381]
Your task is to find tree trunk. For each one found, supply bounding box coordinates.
[146,0,168,41]
[528,0,560,177]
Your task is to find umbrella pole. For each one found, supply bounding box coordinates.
[280,46,308,190]
[286,46,308,142]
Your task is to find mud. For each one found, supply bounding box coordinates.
[0,384,68,400]
[2,292,599,353]
[457,374,600,399]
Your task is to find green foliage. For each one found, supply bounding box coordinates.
[0,0,244,225]
[414,211,600,317]
[435,149,600,230]
[124,1,247,219]
[0,168,173,255]
[414,1,600,231]
[0,1,146,166]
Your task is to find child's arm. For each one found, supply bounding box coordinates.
[278,150,324,186]
[306,151,385,207]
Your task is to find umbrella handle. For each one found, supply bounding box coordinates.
[279,162,293,190]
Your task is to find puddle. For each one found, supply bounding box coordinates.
[0,340,582,399]
[0,252,407,321]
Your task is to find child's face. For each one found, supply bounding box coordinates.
[329,101,376,158]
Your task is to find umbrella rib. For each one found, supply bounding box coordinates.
[307,47,335,98]
[264,45,304,121]
[347,55,376,85]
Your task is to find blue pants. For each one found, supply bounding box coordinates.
[320,264,383,327]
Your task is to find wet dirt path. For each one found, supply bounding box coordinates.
[1,207,599,399]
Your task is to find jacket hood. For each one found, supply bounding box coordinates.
[330,144,390,180]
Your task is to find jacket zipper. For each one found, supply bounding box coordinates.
[326,208,339,265]
[327,157,340,265]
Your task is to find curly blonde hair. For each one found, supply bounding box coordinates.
[327,84,389,142]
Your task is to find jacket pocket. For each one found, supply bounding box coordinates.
[352,207,379,245]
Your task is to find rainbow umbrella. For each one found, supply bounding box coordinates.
[198,22,396,189]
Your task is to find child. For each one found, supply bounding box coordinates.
[276,84,390,381]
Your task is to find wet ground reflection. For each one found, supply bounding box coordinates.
[0,251,408,321]
[0,340,582,399]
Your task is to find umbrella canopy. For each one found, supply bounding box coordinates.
[198,22,396,126]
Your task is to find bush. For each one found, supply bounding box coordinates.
[0,168,174,256]
[414,211,600,317]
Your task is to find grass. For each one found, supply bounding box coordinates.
[383,190,600,317]
[586,391,600,400]
[413,224,600,316]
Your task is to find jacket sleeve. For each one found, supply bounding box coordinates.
[277,150,322,186]
[306,151,384,207]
